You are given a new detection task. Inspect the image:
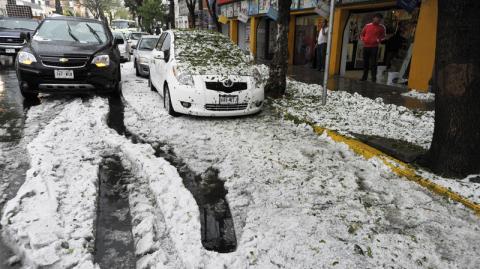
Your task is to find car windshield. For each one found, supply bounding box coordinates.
[130,33,143,40]
[34,20,108,44]
[0,19,38,31]
[138,38,157,50]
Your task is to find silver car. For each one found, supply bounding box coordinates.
[133,35,159,77]
[113,31,130,62]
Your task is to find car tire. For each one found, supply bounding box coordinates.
[135,60,140,77]
[164,85,179,117]
[109,68,122,97]
[20,89,38,100]
[149,75,156,92]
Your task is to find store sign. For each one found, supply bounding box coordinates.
[218,0,235,4]
[315,0,330,17]
[238,12,249,23]
[266,7,278,21]
[397,0,419,12]
[248,0,259,15]
[218,15,229,24]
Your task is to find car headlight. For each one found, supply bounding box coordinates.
[18,51,37,65]
[92,55,110,68]
[173,67,194,86]
[253,67,263,88]
[138,56,149,64]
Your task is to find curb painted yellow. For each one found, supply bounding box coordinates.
[285,113,480,216]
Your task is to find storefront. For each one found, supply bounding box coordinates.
[329,0,437,92]
[339,7,419,85]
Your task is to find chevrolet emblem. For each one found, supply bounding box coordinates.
[59,58,69,63]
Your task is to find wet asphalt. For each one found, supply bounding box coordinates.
[0,56,30,268]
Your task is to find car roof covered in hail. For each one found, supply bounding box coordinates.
[172,29,253,76]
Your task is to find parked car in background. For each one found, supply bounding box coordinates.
[126,32,147,54]
[113,31,130,62]
[133,35,159,77]
[149,30,264,117]
[15,17,123,99]
[0,17,39,57]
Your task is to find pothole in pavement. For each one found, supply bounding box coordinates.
[107,95,237,253]
[95,155,136,268]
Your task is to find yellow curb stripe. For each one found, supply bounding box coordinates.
[287,112,480,216]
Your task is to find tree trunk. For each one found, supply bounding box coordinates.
[264,0,292,98]
[169,0,175,29]
[55,0,62,14]
[187,0,198,28]
[207,0,221,32]
[426,0,480,177]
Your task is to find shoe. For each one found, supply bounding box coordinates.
[372,79,377,83]
[360,78,367,81]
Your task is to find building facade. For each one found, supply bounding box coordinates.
[218,0,436,92]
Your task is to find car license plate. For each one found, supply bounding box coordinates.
[54,70,74,79]
[219,95,238,105]
[5,49,15,54]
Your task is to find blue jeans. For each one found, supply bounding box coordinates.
[317,43,327,71]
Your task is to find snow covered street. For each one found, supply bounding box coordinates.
[0,62,479,268]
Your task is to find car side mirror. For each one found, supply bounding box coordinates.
[20,32,31,42]
[114,37,124,45]
[153,50,165,60]
[131,44,137,49]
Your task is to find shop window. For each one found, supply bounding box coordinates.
[341,9,419,85]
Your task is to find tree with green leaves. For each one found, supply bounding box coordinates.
[138,0,167,33]
[82,0,120,24]
[124,0,143,19]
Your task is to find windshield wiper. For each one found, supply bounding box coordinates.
[85,23,102,44]
[67,24,79,42]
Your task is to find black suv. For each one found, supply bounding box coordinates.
[16,17,124,99]
[0,17,39,56]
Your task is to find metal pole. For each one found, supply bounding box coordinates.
[322,0,336,105]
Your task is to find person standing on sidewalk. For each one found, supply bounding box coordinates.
[317,20,328,72]
[360,13,386,82]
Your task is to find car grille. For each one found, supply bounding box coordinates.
[0,37,24,44]
[205,82,248,93]
[205,103,248,111]
[40,55,89,68]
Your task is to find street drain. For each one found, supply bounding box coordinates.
[106,96,237,253]
[95,156,136,268]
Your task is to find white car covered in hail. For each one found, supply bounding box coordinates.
[149,30,264,117]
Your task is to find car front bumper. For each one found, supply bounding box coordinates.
[169,82,264,117]
[17,62,118,94]
[0,44,24,55]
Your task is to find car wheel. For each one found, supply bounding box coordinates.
[164,85,179,117]
[135,60,140,77]
[110,68,122,97]
[149,75,156,92]
[20,89,38,100]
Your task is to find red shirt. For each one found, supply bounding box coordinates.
[360,22,386,48]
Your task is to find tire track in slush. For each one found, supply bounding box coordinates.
[107,95,237,253]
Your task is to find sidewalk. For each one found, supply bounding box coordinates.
[272,79,480,208]
[287,64,434,111]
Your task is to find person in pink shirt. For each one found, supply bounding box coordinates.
[360,13,386,82]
